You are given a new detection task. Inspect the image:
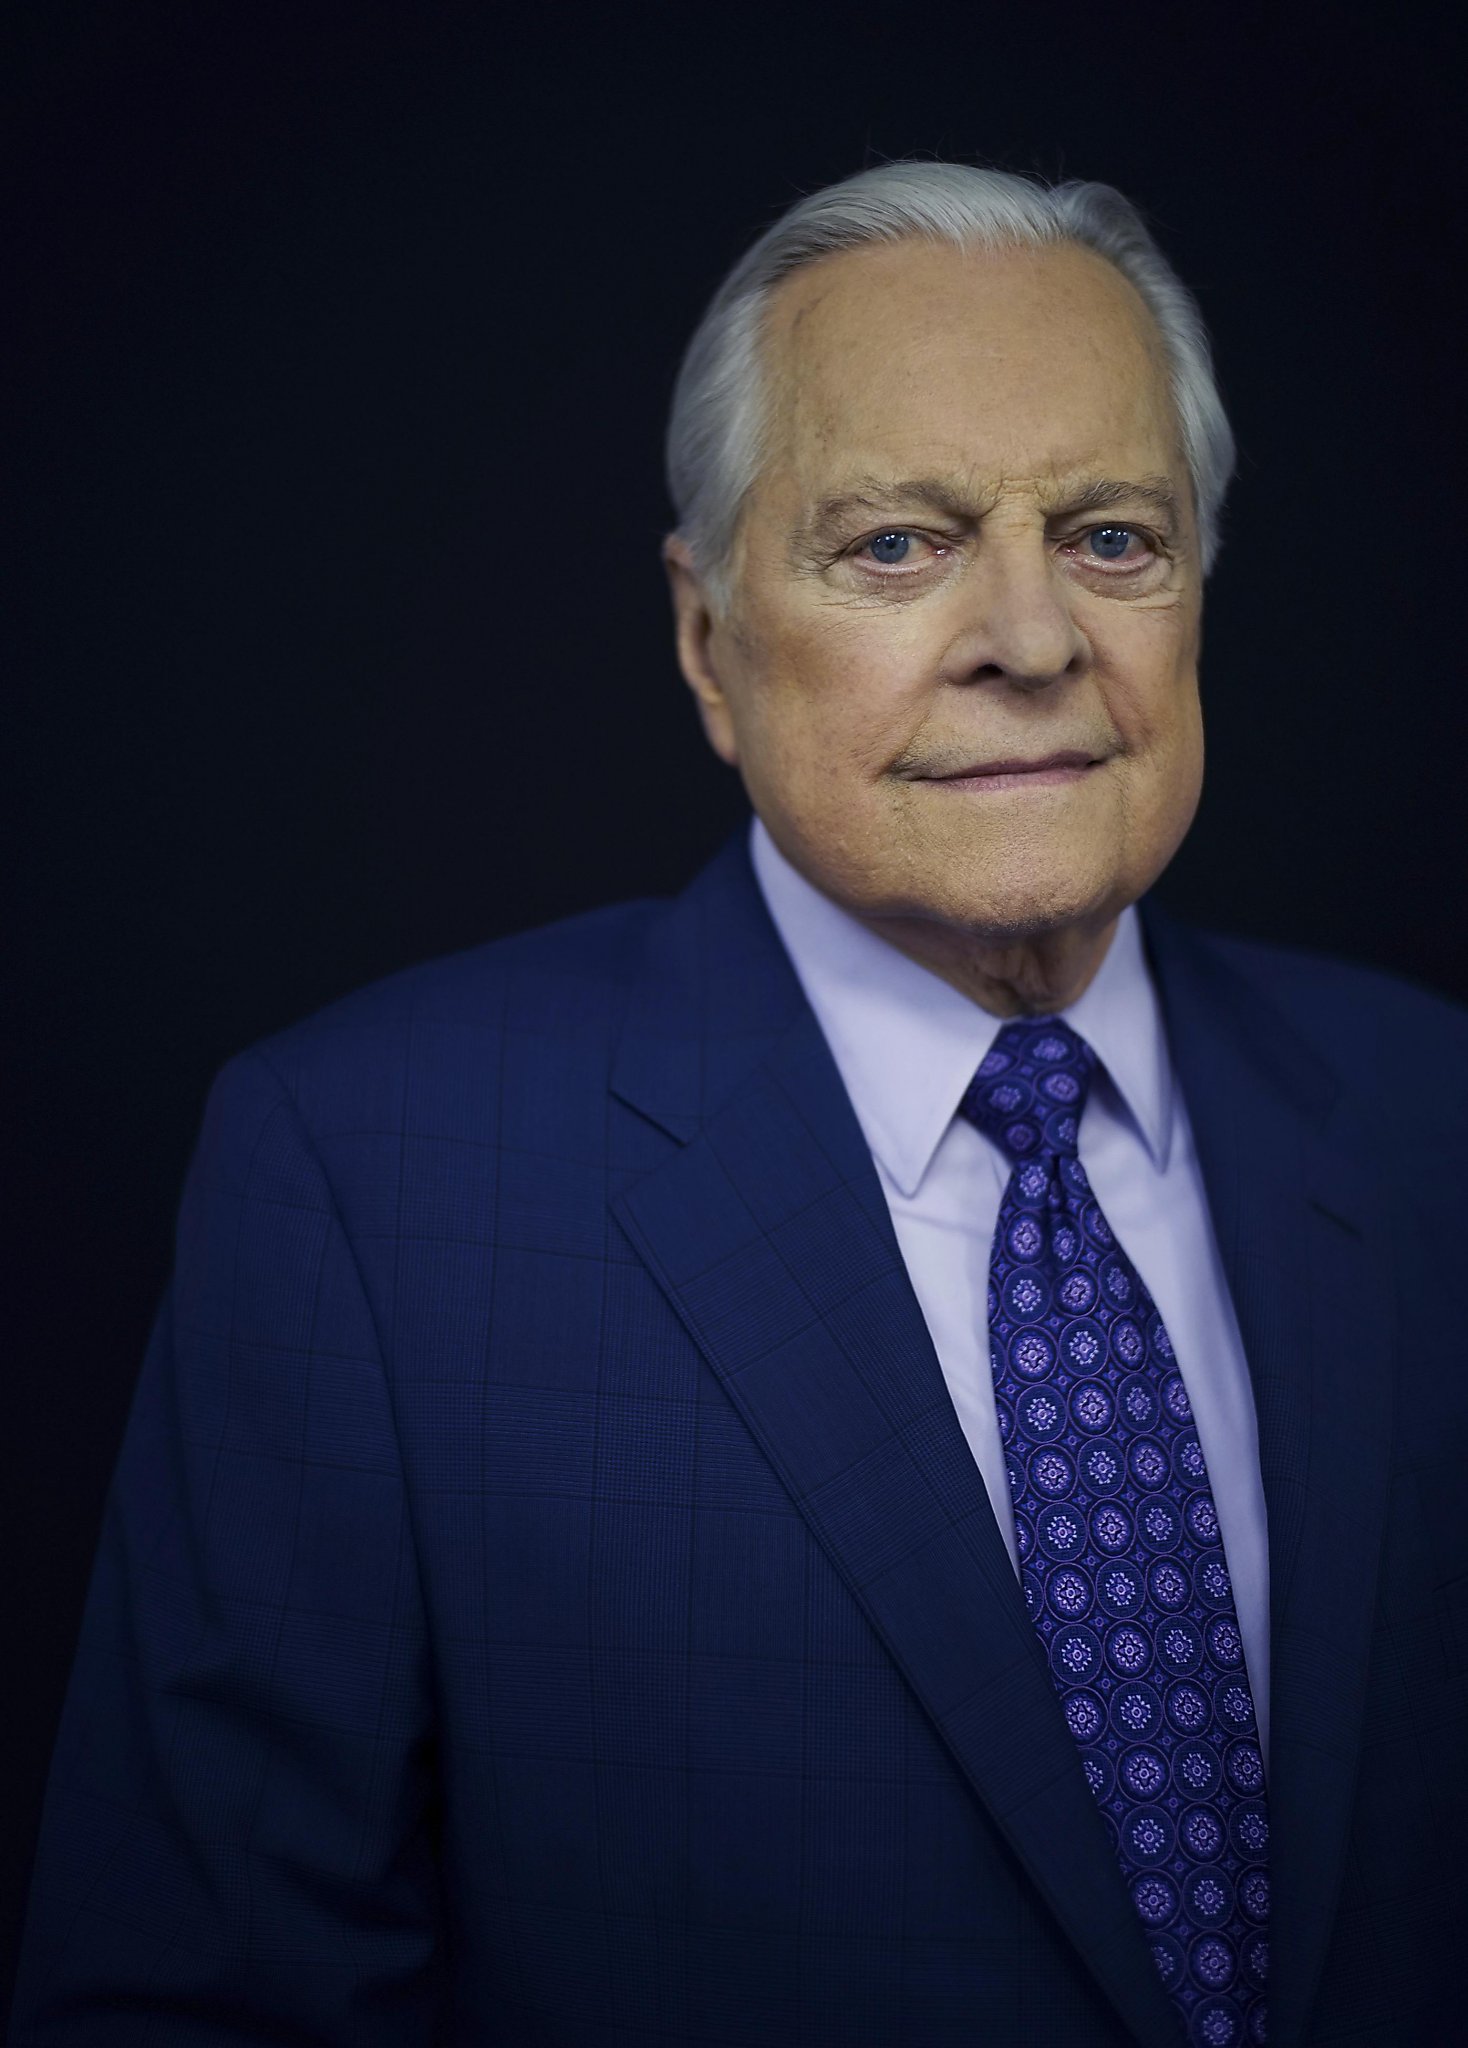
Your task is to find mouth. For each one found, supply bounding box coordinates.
[920,749,1102,792]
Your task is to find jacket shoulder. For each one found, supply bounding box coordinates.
[1186,923,1468,1109]
[217,892,666,1141]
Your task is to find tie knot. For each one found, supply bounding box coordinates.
[959,1015,1097,1162]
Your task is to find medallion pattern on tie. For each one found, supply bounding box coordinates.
[960,1016,1268,2048]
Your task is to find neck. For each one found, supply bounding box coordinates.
[856,907,1121,1017]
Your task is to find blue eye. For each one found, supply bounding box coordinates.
[867,531,912,565]
[1088,526,1136,560]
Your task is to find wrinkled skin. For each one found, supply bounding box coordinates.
[666,236,1205,1016]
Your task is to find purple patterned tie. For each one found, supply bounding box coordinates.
[959,1016,1268,2048]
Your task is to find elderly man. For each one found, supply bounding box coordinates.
[11,163,1464,2048]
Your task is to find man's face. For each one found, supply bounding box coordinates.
[672,236,1205,948]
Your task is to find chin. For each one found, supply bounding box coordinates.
[926,854,1124,944]
[953,896,1114,947]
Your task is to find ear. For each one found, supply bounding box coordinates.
[662,533,740,767]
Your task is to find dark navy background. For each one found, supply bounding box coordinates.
[6,0,1464,2006]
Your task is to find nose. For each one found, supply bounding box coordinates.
[940,530,1089,692]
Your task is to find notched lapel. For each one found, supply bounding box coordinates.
[609,834,1187,2048]
[1145,904,1396,2048]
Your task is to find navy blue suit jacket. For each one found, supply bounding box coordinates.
[12,826,1468,2045]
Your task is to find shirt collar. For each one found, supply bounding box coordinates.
[748,813,1174,1196]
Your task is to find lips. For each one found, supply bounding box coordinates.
[930,749,1097,779]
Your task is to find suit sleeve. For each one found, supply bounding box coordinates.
[9,1051,445,2044]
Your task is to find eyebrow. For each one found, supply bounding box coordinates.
[800,473,1185,550]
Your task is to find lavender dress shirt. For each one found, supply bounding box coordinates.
[749,813,1271,1766]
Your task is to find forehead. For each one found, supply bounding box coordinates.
[759,236,1179,497]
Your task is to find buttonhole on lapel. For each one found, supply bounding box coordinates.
[1306,1196,1364,1238]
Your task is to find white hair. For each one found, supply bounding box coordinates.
[666,160,1236,605]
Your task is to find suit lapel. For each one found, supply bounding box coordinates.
[610,831,1184,2048]
[1144,905,1396,2047]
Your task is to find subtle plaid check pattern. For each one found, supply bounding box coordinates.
[10,827,1468,2045]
